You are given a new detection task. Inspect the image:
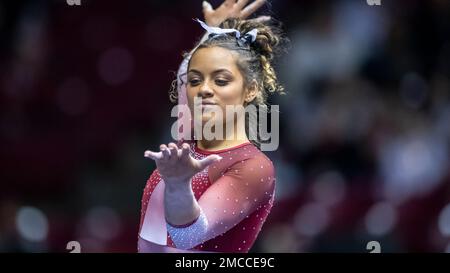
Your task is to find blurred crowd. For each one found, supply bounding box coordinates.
[0,0,449,252]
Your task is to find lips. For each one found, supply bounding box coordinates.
[197,101,218,112]
[200,104,218,110]
[194,100,217,109]
[201,101,217,105]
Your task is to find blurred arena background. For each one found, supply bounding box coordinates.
[0,0,449,252]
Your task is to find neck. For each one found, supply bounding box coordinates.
[196,119,249,151]
[196,137,249,151]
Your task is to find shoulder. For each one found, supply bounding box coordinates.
[233,143,275,176]
[222,143,276,187]
[207,142,276,175]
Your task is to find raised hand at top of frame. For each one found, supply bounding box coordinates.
[202,0,271,27]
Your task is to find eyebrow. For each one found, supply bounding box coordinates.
[188,69,233,76]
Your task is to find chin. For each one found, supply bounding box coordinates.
[200,114,217,124]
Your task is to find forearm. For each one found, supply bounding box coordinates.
[164,178,201,226]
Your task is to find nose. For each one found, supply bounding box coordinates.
[198,81,214,98]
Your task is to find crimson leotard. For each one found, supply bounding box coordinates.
[138,141,276,253]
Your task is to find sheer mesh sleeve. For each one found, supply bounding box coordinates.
[167,153,275,249]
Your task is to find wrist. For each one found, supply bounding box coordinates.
[164,177,192,193]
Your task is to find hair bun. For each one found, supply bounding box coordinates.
[220,18,285,61]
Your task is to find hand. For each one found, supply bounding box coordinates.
[144,142,222,185]
[202,0,271,27]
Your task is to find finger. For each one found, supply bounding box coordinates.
[180,143,190,161]
[250,15,271,23]
[197,154,223,170]
[223,0,236,7]
[240,0,266,19]
[144,150,163,160]
[160,144,170,161]
[202,1,214,14]
[167,142,179,161]
[236,0,250,9]
[175,142,183,157]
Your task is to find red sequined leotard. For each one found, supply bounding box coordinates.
[138,141,276,253]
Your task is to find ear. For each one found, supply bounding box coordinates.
[244,79,258,104]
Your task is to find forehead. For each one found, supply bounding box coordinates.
[189,46,239,73]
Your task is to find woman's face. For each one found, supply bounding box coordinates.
[186,46,250,127]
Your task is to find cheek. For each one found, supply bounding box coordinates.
[186,86,197,105]
[218,83,246,104]
[186,85,195,98]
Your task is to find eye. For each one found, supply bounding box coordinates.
[188,78,201,86]
[215,79,229,86]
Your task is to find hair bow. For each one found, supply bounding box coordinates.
[194,18,258,47]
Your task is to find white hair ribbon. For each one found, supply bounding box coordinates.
[194,18,258,46]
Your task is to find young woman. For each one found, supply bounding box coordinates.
[138,0,285,253]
